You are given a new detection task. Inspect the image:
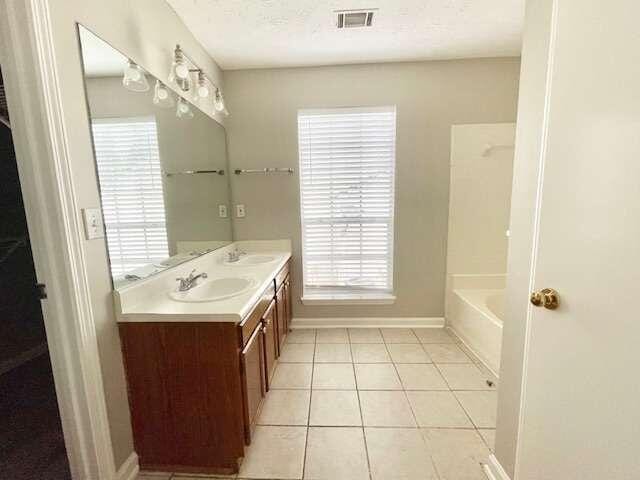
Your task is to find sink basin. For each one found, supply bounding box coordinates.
[223,254,277,266]
[169,276,256,303]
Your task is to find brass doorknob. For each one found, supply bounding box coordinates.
[530,288,560,310]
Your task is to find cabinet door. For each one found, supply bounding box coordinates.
[241,325,265,445]
[275,284,287,349]
[284,275,293,331]
[262,300,278,389]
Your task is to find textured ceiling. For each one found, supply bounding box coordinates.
[166,0,524,70]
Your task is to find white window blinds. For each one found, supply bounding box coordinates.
[298,107,396,294]
[91,117,169,277]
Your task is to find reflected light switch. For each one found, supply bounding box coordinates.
[219,205,228,218]
[82,208,105,240]
[236,204,246,218]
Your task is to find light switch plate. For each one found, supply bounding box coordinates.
[235,204,246,218]
[82,208,104,240]
[218,205,228,218]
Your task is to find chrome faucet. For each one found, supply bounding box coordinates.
[227,248,246,263]
[176,269,208,291]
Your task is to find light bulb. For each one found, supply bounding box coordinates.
[175,63,189,79]
[197,84,209,98]
[168,45,192,92]
[193,72,211,104]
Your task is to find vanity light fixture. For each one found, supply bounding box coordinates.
[153,80,175,108]
[176,97,194,119]
[122,59,149,92]
[168,44,229,117]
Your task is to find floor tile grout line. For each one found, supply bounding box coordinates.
[355,373,374,480]
[251,423,491,430]
[299,331,317,479]
[432,361,497,392]
[388,330,442,479]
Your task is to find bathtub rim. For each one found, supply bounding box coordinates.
[453,288,504,328]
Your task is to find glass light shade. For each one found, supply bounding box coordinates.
[214,89,225,112]
[175,63,190,79]
[122,60,149,92]
[193,72,210,103]
[176,97,194,119]
[153,80,174,108]
[168,46,191,92]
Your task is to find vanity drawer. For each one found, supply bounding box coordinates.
[274,261,290,290]
[239,283,276,347]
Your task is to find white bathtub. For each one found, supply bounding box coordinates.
[447,285,505,376]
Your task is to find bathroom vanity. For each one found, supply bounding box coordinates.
[115,242,292,475]
[76,25,299,477]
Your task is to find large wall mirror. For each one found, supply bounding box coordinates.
[77,25,233,288]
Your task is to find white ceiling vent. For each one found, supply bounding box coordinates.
[336,9,375,29]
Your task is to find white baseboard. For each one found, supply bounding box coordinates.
[483,454,511,480]
[290,317,445,328]
[447,324,500,379]
[116,452,139,480]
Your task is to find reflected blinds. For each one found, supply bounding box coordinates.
[91,117,168,276]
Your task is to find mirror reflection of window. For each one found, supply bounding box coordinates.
[91,117,169,277]
[78,25,233,288]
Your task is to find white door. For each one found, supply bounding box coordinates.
[516,1,640,478]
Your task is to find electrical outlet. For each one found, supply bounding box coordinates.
[82,208,104,240]
[218,205,228,218]
[235,204,246,218]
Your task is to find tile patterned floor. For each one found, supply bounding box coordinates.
[138,327,498,480]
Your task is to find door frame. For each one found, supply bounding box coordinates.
[0,0,120,478]
[485,1,559,479]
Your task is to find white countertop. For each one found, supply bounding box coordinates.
[115,240,291,323]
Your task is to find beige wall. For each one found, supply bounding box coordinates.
[495,1,555,477]
[224,59,521,319]
[447,123,516,276]
[45,0,224,469]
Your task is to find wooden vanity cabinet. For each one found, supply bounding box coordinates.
[240,323,265,444]
[119,322,245,475]
[262,299,278,390]
[284,275,292,330]
[119,259,292,475]
[275,283,287,349]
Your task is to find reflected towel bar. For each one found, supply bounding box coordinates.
[481,143,515,157]
[234,168,294,175]
[163,169,225,177]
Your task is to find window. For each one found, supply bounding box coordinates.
[298,106,396,303]
[91,117,169,277]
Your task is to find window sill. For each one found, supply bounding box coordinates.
[301,292,396,306]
